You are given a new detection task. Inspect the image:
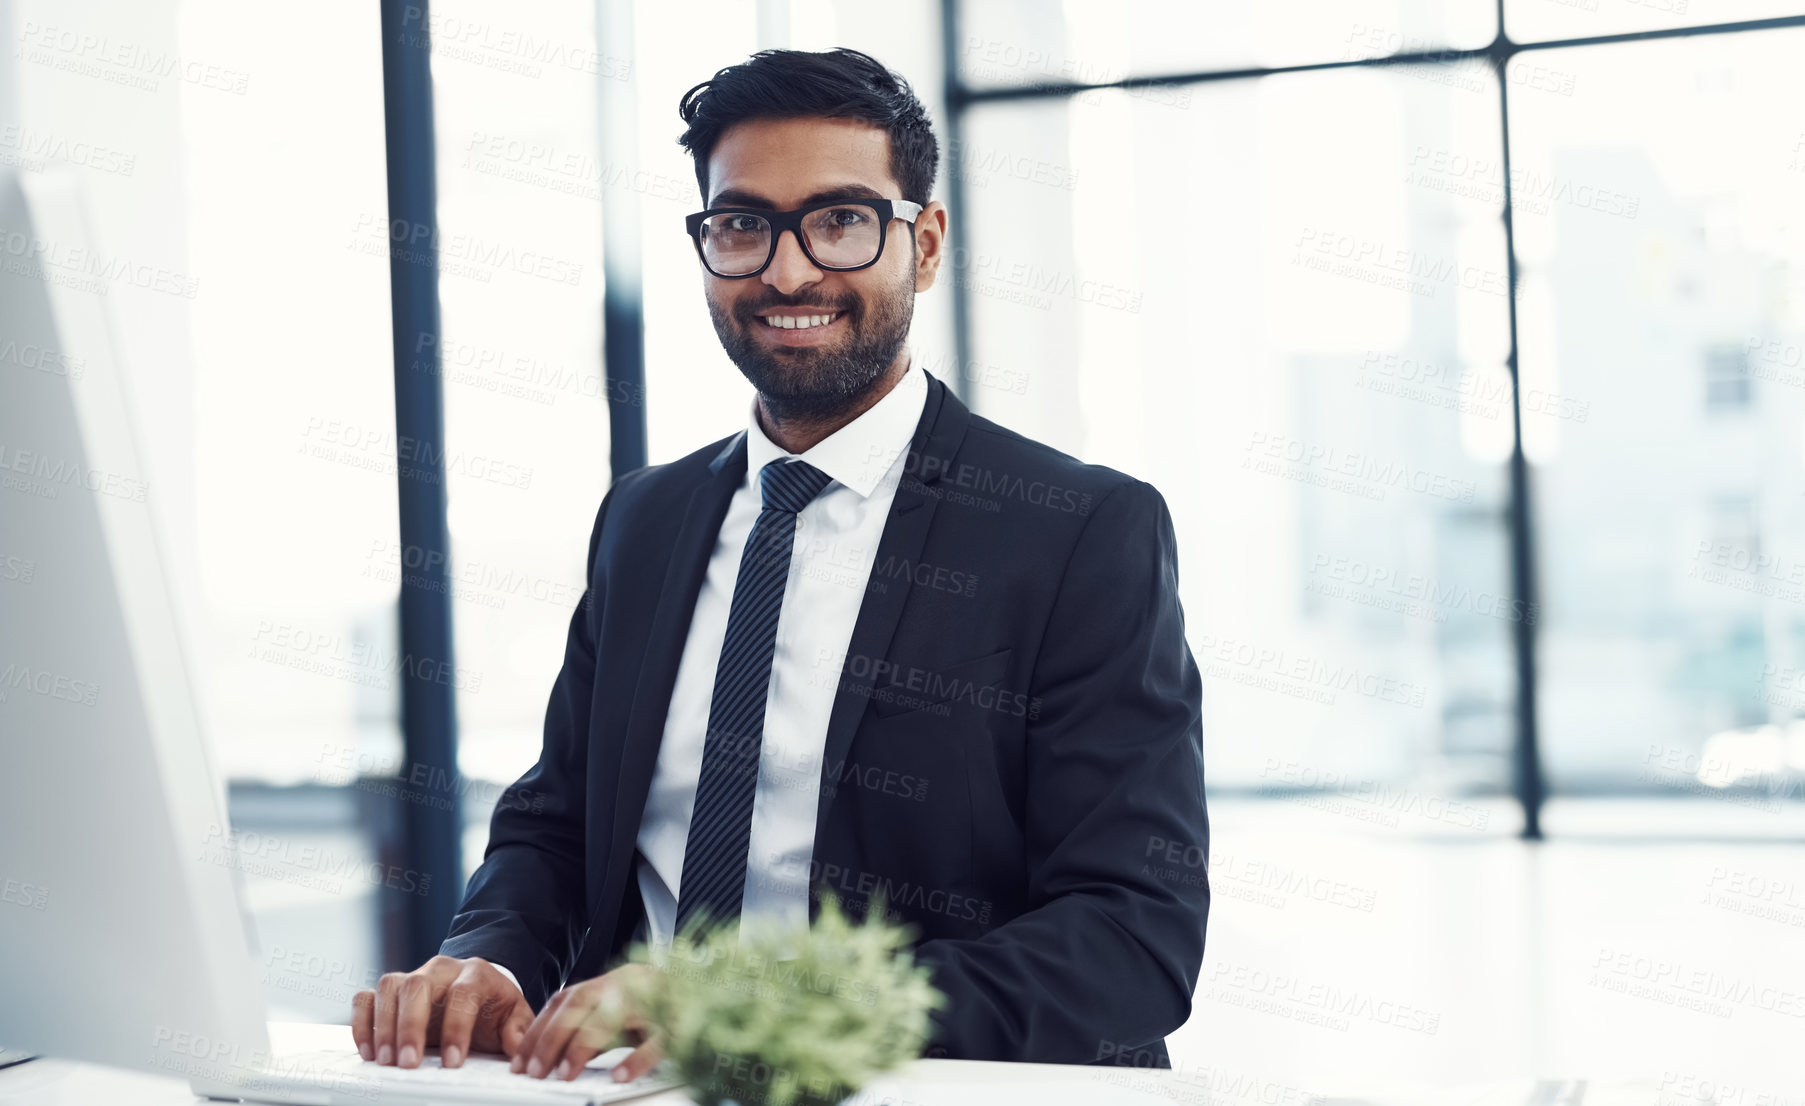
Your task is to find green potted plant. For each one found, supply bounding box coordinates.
[621,894,945,1106]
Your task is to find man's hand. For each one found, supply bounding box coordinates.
[350,955,531,1069]
[510,963,663,1083]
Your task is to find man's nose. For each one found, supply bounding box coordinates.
[762,228,823,295]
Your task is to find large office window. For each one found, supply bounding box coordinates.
[177,3,401,1018]
[957,24,1520,824]
[946,0,1805,835]
[424,0,613,864]
[1507,30,1805,828]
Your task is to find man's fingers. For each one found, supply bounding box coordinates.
[553,1009,632,1081]
[349,991,375,1062]
[521,989,600,1080]
[499,999,532,1060]
[372,973,402,1066]
[436,973,486,1068]
[511,988,566,1073]
[391,957,461,1068]
[611,1038,664,1085]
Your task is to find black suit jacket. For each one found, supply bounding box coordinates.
[441,371,1210,1066]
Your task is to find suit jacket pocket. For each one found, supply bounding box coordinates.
[866,646,1015,719]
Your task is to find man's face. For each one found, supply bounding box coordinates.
[698,116,944,421]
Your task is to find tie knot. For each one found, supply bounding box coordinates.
[760,459,834,514]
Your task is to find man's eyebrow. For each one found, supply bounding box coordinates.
[708,183,891,208]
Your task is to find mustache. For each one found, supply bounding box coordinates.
[733,293,860,321]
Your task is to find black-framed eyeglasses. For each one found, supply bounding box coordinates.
[685,198,924,279]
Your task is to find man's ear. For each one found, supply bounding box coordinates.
[913,200,948,293]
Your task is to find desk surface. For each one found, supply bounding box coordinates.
[0,1023,1696,1105]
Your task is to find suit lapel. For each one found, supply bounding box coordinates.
[607,434,746,895]
[812,374,971,840]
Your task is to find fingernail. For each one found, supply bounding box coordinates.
[443,1045,461,1068]
[510,1055,524,1073]
[527,1057,545,1079]
[554,1060,570,1080]
[377,1044,392,1066]
[613,1066,630,1083]
[399,1045,417,1068]
[358,1042,373,1062]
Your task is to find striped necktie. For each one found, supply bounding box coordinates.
[674,457,835,934]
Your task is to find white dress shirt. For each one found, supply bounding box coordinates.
[634,360,927,950]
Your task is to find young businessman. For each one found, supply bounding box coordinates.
[352,47,1209,1082]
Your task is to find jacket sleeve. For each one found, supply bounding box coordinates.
[912,479,1210,1063]
[438,481,620,1010]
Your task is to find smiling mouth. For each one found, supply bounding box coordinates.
[757,311,844,331]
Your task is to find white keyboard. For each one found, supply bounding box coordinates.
[226,1046,683,1105]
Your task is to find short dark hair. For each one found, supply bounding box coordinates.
[677,48,939,207]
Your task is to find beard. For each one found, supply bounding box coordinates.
[707,262,915,423]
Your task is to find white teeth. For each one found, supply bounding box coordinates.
[764,312,838,330]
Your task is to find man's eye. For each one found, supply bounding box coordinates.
[723,215,764,233]
[827,208,868,227]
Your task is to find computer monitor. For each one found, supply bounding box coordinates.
[0,168,271,1077]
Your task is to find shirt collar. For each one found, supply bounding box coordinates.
[743,358,927,499]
